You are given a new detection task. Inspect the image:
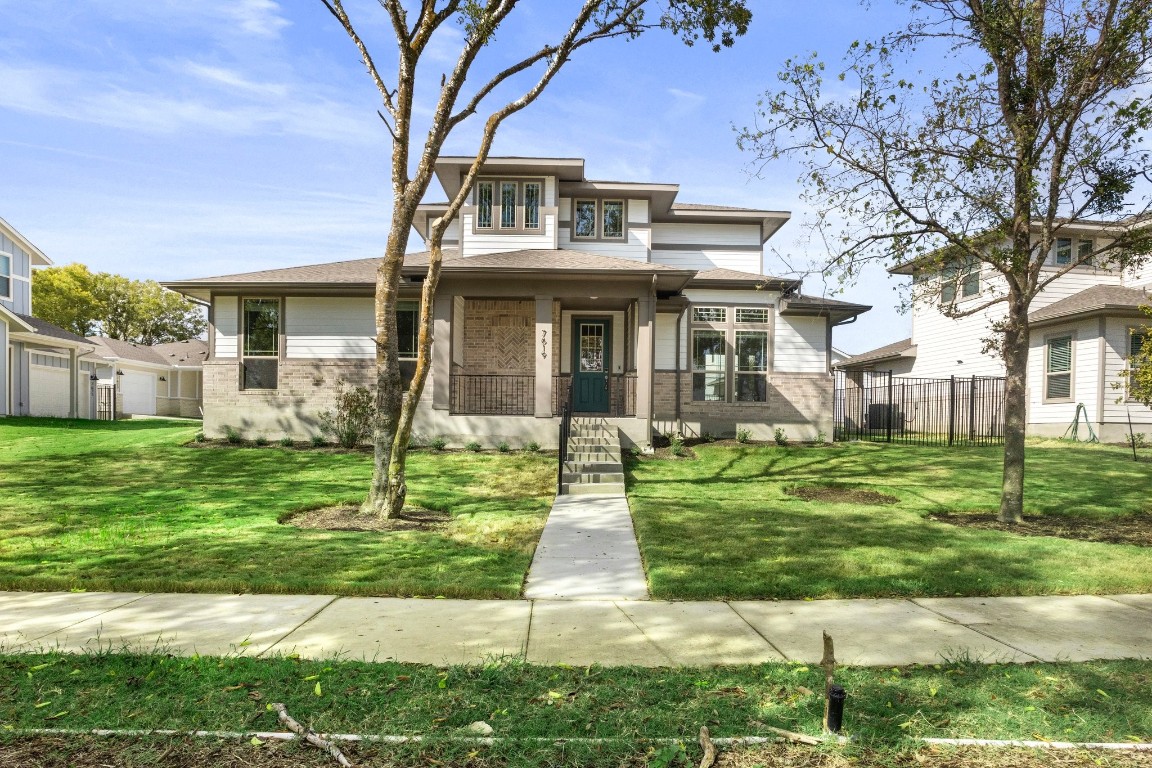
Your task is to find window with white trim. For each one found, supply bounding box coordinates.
[0,252,10,300]
[940,258,979,304]
[1128,328,1148,396]
[1044,334,1073,401]
[474,179,544,233]
[690,305,771,403]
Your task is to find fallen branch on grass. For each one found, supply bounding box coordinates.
[271,703,354,767]
[698,725,717,768]
[763,725,824,746]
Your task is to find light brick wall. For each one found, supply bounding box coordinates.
[462,299,535,375]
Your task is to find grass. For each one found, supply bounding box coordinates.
[0,652,1149,766]
[627,441,1152,600]
[0,418,554,599]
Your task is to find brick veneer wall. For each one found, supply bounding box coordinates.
[462,299,535,375]
[652,370,833,440]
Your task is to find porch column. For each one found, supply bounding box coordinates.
[534,295,553,417]
[432,293,452,410]
[636,292,654,431]
[68,347,79,419]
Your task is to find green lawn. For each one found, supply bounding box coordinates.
[627,441,1152,600]
[0,418,554,599]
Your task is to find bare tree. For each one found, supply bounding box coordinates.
[739,0,1152,522]
[323,0,752,517]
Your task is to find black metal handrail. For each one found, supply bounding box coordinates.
[557,380,574,495]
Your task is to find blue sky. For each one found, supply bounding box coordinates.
[0,0,920,353]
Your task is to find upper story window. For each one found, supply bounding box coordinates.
[474,179,543,233]
[1052,237,1094,266]
[0,252,10,300]
[242,298,280,390]
[572,199,626,241]
[940,258,979,304]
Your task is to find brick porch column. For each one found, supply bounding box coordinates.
[535,295,553,417]
[432,293,452,410]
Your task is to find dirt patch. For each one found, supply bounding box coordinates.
[786,485,899,505]
[282,505,450,533]
[930,512,1152,547]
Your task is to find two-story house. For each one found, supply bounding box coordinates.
[840,219,1152,441]
[1,216,96,419]
[165,156,869,448]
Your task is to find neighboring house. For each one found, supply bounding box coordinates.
[165,155,869,447]
[841,219,1152,441]
[1,216,96,419]
[85,336,207,418]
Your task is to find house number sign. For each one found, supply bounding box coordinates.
[540,329,549,359]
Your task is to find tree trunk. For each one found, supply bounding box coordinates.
[998,304,1029,524]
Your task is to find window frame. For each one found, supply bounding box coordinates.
[570,198,628,242]
[1127,326,1148,401]
[940,258,980,305]
[471,177,546,235]
[396,299,420,361]
[0,251,11,301]
[1054,238,1073,266]
[1043,332,1074,403]
[690,304,772,404]
[240,296,282,391]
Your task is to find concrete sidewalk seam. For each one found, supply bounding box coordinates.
[724,601,790,661]
[257,594,341,658]
[907,598,1042,663]
[613,602,677,666]
[14,592,156,648]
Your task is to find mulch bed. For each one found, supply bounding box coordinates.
[281,505,450,533]
[929,512,1152,547]
[786,486,899,505]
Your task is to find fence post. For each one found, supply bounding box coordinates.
[969,375,977,443]
[886,370,894,443]
[948,375,956,447]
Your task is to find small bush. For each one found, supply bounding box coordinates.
[254,436,268,447]
[701,431,716,443]
[317,383,376,449]
[735,427,752,444]
[522,440,540,453]
[310,434,328,448]
[278,436,294,448]
[773,427,788,446]
[466,440,482,452]
[430,436,447,451]
[816,429,828,445]
[1127,432,1147,449]
[669,432,685,457]
[223,425,244,444]
[193,431,205,443]
[496,440,511,453]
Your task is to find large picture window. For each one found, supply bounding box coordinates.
[691,305,770,403]
[1044,334,1072,401]
[0,252,10,300]
[242,298,280,390]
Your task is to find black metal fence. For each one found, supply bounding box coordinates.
[450,374,535,415]
[834,370,1006,446]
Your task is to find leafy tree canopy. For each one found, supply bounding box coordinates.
[32,263,206,345]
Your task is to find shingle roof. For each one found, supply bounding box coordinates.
[15,314,89,344]
[1028,285,1151,324]
[691,267,797,286]
[152,339,208,366]
[837,338,916,368]
[86,336,169,365]
[441,249,690,273]
[784,294,873,311]
[671,202,774,213]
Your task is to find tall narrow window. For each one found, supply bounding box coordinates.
[1045,335,1072,400]
[1078,239,1094,265]
[602,200,624,238]
[397,300,419,359]
[693,330,727,401]
[735,331,768,401]
[523,182,541,230]
[476,182,493,229]
[574,200,597,238]
[960,261,980,297]
[1129,329,1148,394]
[1055,238,1073,265]
[242,298,280,390]
[500,182,517,228]
[0,253,10,299]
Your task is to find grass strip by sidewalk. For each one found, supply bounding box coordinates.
[2,652,1149,765]
[627,441,1152,600]
[0,418,554,599]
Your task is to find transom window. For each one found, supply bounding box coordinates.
[0,252,10,300]
[1044,334,1073,401]
[572,199,626,240]
[474,179,543,233]
[242,298,280,390]
[691,305,771,403]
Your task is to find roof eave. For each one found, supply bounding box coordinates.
[0,215,52,266]
[1029,304,1149,327]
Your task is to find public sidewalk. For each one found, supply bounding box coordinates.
[1,590,1149,668]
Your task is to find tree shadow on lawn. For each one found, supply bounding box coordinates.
[2,416,198,432]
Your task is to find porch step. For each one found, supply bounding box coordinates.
[567,452,620,464]
[562,471,626,484]
[568,436,614,445]
[562,482,626,496]
[563,460,620,474]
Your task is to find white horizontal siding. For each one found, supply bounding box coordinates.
[214,297,238,358]
[651,248,761,273]
[286,297,375,359]
[462,213,555,257]
[1030,266,1124,311]
[775,315,827,373]
[1026,320,1100,424]
[628,199,649,224]
[652,222,760,247]
[1102,317,1152,424]
[558,228,649,262]
[1126,259,1152,289]
[655,313,681,369]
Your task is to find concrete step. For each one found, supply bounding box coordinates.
[567,452,620,464]
[562,482,626,495]
[569,436,613,446]
[563,460,621,473]
[562,472,626,484]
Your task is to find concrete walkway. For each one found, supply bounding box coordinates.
[2,591,1149,668]
[523,494,648,600]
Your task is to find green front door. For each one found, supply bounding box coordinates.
[572,318,611,413]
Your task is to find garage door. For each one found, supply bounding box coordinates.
[29,366,70,418]
[120,371,157,416]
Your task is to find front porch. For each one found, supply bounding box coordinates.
[449,372,637,417]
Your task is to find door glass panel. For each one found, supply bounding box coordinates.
[579,324,605,372]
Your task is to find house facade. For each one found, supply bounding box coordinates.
[166,156,868,448]
[86,337,207,419]
[841,220,1152,441]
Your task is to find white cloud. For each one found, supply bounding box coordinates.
[180,61,288,97]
